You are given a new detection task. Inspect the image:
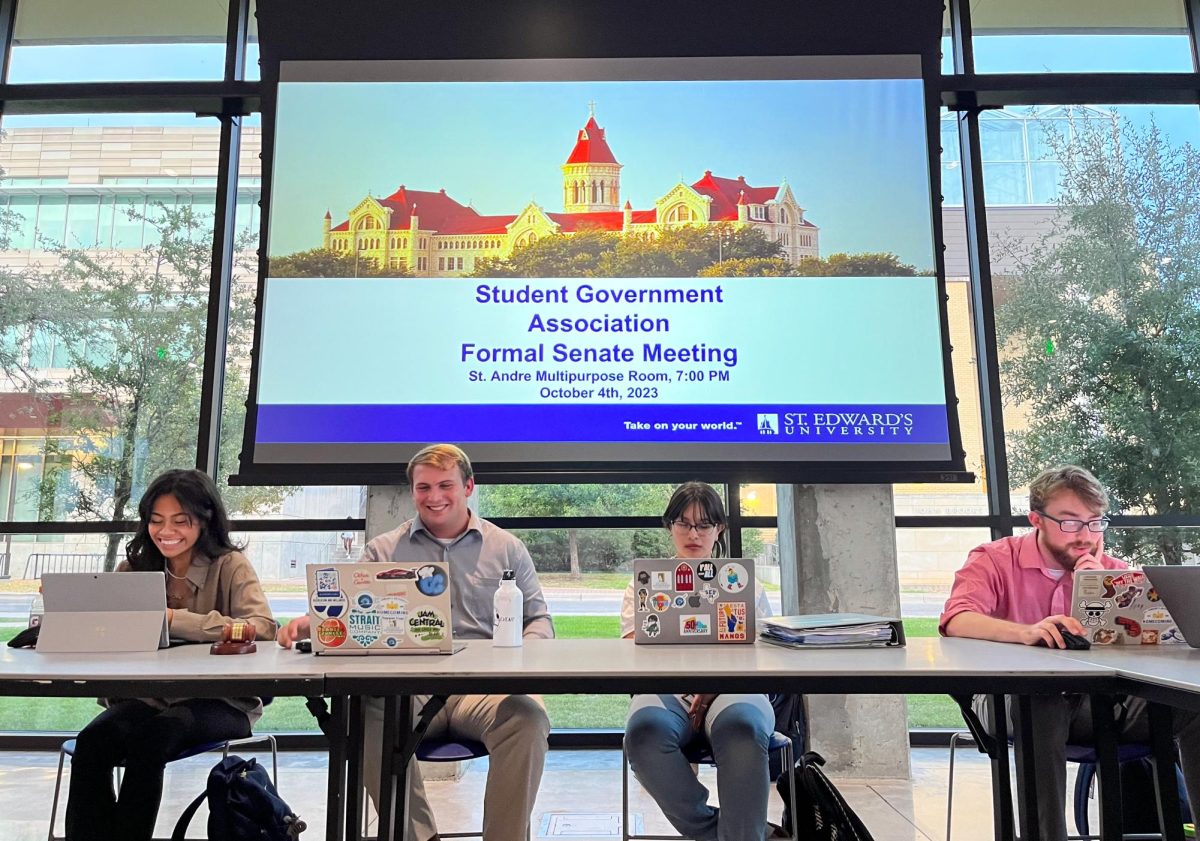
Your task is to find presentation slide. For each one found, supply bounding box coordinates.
[251,56,956,470]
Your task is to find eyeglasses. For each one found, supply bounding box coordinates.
[670,520,717,535]
[1035,510,1111,533]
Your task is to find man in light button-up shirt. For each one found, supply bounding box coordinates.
[280,444,553,841]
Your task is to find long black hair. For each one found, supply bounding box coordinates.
[125,469,242,571]
[662,481,728,558]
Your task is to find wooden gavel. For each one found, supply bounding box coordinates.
[210,621,258,655]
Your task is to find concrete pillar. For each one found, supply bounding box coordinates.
[776,484,909,779]
[365,485,416,540]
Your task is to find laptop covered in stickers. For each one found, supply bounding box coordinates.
[1070,568,1185,646]
[632,557,758,645]
[305,561,463,655]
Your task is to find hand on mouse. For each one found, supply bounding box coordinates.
[1022,614,1086,648]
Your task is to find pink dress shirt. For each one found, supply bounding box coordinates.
[939,531,1126,635]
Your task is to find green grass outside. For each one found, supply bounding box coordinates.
[904,617,939,637]
[0,617,961,732]
[535,572,637,590]
[536,572,782,592]
[889,617,961,729]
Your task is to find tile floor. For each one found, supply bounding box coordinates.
[0,746,1094,841]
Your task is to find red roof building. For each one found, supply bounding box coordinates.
[322,109,819,276]
[564,115,620,165]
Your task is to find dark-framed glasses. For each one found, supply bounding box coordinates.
[1035,510,1110,533]
[670,520,717,535]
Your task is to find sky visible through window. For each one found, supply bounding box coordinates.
[940,33,1195,74]
[4,33,1193,83]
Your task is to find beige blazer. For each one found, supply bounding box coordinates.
[109,549,277,722]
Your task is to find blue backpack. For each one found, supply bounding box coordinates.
[172,756,306,841]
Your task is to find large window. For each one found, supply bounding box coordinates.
[967,0,1195,74]
[0,115,220,542]
[942,107,1132,207]
[8,0,229,82]
[983,105,1200,524]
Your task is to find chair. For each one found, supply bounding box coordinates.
[47,732,278,841]
[621,730,799,841]
[1073,750,1192,838]
[359,693,535,841]
[945,719,1190,839]
[372,737,528,841]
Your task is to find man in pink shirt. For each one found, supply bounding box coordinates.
[941,465,1199,840]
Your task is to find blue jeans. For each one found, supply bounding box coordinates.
[625,693,775,841]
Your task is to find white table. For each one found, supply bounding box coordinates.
[320,636,1116,694]
[0,644,325,697]
[1063,645,1200,708]
[318,638,1119,841]
[6,638,1188,841]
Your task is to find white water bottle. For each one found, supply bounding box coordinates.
[28,592,44,628]
[493,569,523,647]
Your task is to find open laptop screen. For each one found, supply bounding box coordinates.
[38,572,169,653]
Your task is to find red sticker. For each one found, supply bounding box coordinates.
[674,562,695,592]
[1114,615,1142,638]
[317,618,347,647]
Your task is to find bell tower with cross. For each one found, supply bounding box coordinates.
[561,102,622,213]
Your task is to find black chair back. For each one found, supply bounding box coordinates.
[771,693,807,752]
[950,693,999,758]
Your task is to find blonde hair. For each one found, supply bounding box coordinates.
[1028,465,1108,514]
[406,444,474,485]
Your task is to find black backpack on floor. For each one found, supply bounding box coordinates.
[172,755,306,841]
[776,750,876,841]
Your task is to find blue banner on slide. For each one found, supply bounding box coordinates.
[257,404,949,445]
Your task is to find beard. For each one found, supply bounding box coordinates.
[1047,540,1098,570]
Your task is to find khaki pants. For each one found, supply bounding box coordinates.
[363,694,550,841]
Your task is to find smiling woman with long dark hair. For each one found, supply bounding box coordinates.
[65,468,276,841]
[125,469,241,572]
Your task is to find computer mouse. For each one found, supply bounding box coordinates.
[1059,629,1091,650]
[1034,624,1092,650]
[1056,625,1092,650]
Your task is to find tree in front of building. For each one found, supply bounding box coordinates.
[471,223,784,278]
[476,483,675,578]
[268,246,404,278]
[793,252,923,277]
[0,208,53,393]
[697,257,794,277]
[21,204,287,568]
[995,113,1200,564]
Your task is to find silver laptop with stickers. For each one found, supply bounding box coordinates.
[305,561,462,655]
[632,557,757,645]
[1071,568,1185,646]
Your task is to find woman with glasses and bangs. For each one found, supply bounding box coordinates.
[620,481,786,841]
